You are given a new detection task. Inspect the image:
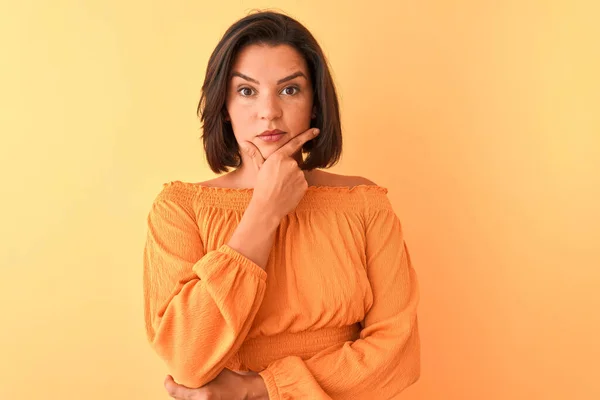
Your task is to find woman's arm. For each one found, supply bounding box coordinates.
[163,370,269,400]
[256,206,421,399]
[147,130,320,390]
[143,188,278,388]
[228,198,281,269]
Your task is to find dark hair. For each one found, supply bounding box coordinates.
[197,10,343,173]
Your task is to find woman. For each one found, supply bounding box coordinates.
[143,10,420,400]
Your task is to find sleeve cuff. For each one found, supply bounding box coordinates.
[258,368,280,400]
[257,357,330,399]
[193,244,267,282]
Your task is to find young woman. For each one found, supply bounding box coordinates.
[143,10,420,400]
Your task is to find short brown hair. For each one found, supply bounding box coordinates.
[197,10,343,173]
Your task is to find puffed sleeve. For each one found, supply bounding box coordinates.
[143,187,268,388]
[257,201,420,399]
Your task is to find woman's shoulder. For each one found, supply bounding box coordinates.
[309,170,377,188]
[303,170,392,212]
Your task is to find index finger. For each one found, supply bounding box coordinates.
[276,128,320,157]
[164,375,195,400]
[239,141,265,171]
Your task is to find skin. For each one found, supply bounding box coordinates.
[164,369,268,400]
[222,43,318,188]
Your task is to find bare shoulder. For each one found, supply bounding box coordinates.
[345,175,378,186]
[197,177,225,187]
[196,172,240,188]
[312,170,377,187]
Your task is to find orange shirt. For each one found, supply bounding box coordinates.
[143,180,420,399]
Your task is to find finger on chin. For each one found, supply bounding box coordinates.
[242,142,265,170]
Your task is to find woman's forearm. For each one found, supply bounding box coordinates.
[227,200,281,270]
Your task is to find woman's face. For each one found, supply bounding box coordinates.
[225,44,315,160]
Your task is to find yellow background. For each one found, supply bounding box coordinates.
[1,1,599,399]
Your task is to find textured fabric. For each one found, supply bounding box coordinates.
[143,180,420,398]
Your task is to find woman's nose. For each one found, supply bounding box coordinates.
[258,93,282,120]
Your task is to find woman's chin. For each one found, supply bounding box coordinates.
[256,143,283,158]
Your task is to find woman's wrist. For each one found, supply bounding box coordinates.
[244,373,269,400]
[246,197,284,228]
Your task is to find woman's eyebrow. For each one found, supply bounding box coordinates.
[230,71,307,84]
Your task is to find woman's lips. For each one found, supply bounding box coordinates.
[258,133,285,142]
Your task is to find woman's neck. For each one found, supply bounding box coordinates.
[219,150,319,189]
[225,166,320,189]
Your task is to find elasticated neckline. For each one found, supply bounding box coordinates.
[159,180,392,212]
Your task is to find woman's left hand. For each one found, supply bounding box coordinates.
[164,369,268,400]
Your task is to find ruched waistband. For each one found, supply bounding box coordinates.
[226,324,362,372]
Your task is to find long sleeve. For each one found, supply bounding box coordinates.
[257,206,420,399]
[143,190,268,388]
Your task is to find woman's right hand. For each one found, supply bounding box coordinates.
[241,127,320,221]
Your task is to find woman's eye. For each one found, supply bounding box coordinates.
[282,86,299,95]
[237,86,298,97]
[239,87,254,96]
